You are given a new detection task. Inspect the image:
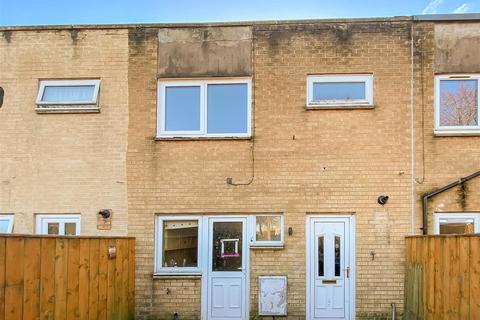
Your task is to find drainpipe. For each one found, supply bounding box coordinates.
[391,302,396,320]
[421,171,480,234]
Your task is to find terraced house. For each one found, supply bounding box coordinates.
[1,13,480,319]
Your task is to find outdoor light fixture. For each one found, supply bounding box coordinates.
[0,87,4,108]
[98,209,111,219]
[288,227,293,236]
[377,195,389,205]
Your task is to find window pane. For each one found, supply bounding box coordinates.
[207,83,248,134]
[335,236,341,277]
[318,236,324,277]
[256,216,282,242]
[439,220,474,234]
[48,223,59,235]
[212,222,243,272]
[65,223,77,236]
[313,82,366,101]
[162,220,198,268]
[0,220,10,233]
[439,79,478,126]
[42,85,95,103]
[165,86,201,131]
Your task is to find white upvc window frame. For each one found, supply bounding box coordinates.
[35,79,101,112]
[0,215,14,233]
[249,214,284,247]
[157,78,252,138]
[433,212,480,234]
[155,215,203,275]
[434,74,480,136]
[35,214,81,236]
[306,74,373,108]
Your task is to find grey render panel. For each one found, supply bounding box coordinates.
[158,26,252,78]
[435,23,480,74]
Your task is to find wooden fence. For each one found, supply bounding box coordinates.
[405,235,480,319]
[0,235,135,320]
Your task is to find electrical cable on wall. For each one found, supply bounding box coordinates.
[226,33,256,187]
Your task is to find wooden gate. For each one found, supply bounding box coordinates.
[405,235,480,319]
[0,234,135,320]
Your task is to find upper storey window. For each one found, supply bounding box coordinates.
[36,79,100,113]
[435,75,480,135]
[157,79,251,138]
[306,74,373,108]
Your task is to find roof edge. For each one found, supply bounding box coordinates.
[0,16,413,32]
[414,13,480,21]
[2,14,480,32]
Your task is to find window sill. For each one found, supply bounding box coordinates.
[153,273,202,279]
[250,244,284,250]
[155,136,252,141]
[305,104,375,110]
[35,107,100,114]
[434,130,480,137]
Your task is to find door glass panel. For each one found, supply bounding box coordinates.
[335,235,341,277]
[212,222,242,272]
[64,223,77,236]
[318,236,324,277]
[47,223,59,235]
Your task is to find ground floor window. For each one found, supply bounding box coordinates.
[434,213,480,234]
[155,216,202,274]
[250,214,284,247]
[35,214,81,235]
[0,215,14,233]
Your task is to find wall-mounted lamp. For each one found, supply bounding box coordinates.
[98,209,111,219]
[377,195,389,205]
[288,227,293,236]
[0,87,4,108]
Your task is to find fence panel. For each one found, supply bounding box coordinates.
[405,235,480,320]
[0,235,135,320]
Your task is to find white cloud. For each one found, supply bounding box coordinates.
[453,3,473,13]
[422,0,444,14]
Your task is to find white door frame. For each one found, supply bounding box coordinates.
[306,215,356,320]
[201,215,250,320]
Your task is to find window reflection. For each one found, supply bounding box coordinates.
[162,220,198,268]
[335,236,341,277]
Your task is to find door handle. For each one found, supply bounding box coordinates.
[344,266,350,278]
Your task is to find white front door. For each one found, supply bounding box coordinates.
[307,216,354,320]
[206,217,248,320]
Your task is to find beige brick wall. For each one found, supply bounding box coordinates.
[127,21,417,319]
[0,29,129,236]
[413,22,480,236]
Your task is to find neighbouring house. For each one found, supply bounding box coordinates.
[1,13,480,320]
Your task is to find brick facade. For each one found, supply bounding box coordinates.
[0,28,129,236]
[0,17,479,320]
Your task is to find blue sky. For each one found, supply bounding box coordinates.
[0,0,479,26]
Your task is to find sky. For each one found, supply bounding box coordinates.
[0,0,479,26]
